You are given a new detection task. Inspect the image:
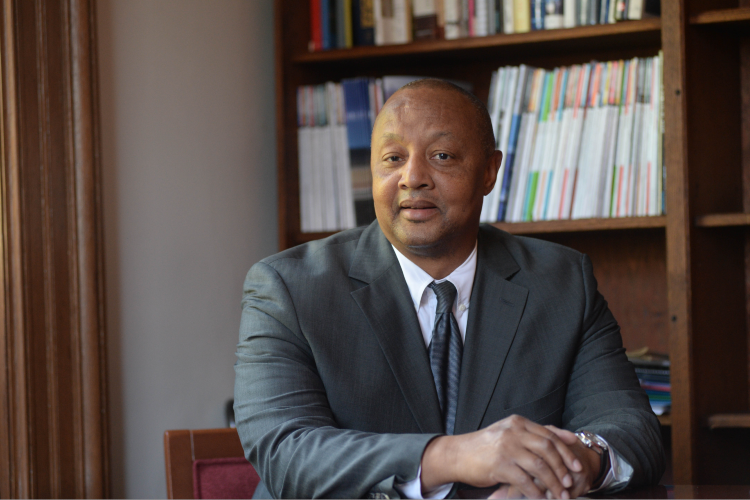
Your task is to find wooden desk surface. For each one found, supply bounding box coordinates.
[458,485,750,499]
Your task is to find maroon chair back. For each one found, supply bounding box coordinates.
[164,428,260,499]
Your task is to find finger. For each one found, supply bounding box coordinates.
[506,462,548,499]
[545,426,579,446]
[488,485,510,499]
[525,422,582,473]
[533,478,553,500]
[515,449,570,500]
[505,485,526,499]
[518,431,575,489]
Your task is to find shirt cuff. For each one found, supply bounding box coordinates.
[394,465,454,499]
[588,435,634,493]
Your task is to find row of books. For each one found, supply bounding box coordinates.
[309,0,660,51]
[297,76,473,233]
[628,349,670,416]
[482,54,664,223]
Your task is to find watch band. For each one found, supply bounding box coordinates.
[575,431,609,488]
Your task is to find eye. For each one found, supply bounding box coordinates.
[433,153,451,161]
[384,155,403,162]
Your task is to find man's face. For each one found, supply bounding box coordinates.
[371,88,500,257]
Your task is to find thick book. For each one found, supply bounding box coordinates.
[544,0,564,29]
[374,0,412,45]
[413,0,440,40]
[352,0,375,45]
[444,0,462,39]
[502,0,515,33]
[531,0,545,30]
[310,0,324,51]
[513,0,531,32]
[497,65,530,221]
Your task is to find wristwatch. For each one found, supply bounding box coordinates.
[575,431,610,488]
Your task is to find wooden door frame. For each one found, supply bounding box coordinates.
[0,0,108,497]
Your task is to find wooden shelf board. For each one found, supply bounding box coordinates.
[707,414,750,430]
[491,216,666,235]
[658,414,672,427]
[694,213,750,228]
[293,19,661,64]
[691,7,750,26]
[293,216,666,244]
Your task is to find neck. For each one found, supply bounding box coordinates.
[397,237,476,280]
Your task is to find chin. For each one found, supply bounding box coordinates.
[396,231,448,257]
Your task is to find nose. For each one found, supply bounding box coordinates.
[398,155,434,190]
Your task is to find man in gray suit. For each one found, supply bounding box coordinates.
[234,79,664,499]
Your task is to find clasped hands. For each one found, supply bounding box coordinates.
[420,415,602,499]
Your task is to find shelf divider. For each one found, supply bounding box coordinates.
[707,414,750,430]
[694,213,750,228]
[691,7,750,27]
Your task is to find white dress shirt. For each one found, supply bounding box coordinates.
[389,243,633,499]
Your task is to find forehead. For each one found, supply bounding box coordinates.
[376,88,476,132]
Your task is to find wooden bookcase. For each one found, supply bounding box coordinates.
[274,0,750,485]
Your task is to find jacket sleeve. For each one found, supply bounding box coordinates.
[561,254,666,488]
[233,261,438,499]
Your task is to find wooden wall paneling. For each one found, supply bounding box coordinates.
[0,0,29,496]
[539,230,669,354]
[276,0,311,250]
[740,0,750,418]
[661,0,696,484]
[0,0,108,497]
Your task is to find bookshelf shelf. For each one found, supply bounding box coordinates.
[690,7,750,27]
[707,414,750,430]
[293,19,661,64]
[492,216,666,235]
[293,217,666,245]
[694,213,750,228]
[658,415,672,427]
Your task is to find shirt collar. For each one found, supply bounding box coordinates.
[391,242,478,312]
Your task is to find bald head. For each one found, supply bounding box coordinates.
[384,78,496,158]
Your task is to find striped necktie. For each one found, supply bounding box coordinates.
[428,280,463,435]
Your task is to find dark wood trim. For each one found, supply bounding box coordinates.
[661,0,695,484]
[0,0,108,497]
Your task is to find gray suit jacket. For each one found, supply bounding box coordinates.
[234,222,665,498]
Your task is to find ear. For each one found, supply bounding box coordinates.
[482,150,503,196]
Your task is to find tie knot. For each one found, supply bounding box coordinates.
[429,280,457,314]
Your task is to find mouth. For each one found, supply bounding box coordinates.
[399,199,439,221]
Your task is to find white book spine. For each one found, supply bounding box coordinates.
[627,0,643,19]
[508,71,539,224]
[492,66,519,222]
[475,0,489,36]
[563,0,576,27]
[485,68,509,222]
[503,0,515,33]
[444,0,462,39]
[543,68,570,220]
[561,64,590,220]
[572,64,599,220]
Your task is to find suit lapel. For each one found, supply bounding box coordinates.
[349,223,444,434]
[454,228,529,435]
